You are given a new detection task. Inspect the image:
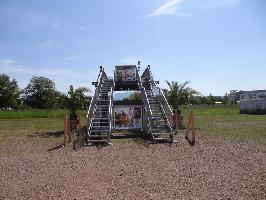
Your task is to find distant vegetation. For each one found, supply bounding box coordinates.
[0,74,90,110]
[1,73,229,110]
[163,80,229,111]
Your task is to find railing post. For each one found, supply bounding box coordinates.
[64,114,68,146]
[175,109,179,136]
[185,111,195,146]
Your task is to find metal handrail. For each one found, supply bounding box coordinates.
[145,66,174,139]
[159,88,173,116]
[158,88,174,134]
[86,67,104,118]
[108,86,114,142]
[137,69,152,132]
[87,68,107,139]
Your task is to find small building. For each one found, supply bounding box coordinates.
[240,90,266,114]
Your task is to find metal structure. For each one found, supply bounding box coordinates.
[86,64,174,144]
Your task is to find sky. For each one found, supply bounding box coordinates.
[0,0,265,96]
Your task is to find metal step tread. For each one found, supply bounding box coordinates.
[93,118,109,120]
[89,130,109,132]
[91,126,110,128]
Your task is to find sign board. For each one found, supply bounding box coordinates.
[113,105,142,129]
[115,65,137,82]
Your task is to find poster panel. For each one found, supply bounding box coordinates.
[114,105,142,129]
[115,65,136,81]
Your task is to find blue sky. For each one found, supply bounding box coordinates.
[0,0,265,95]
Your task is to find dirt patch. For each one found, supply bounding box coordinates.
[0,136,265,199]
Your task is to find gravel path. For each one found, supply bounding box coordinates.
[1,137,265,200]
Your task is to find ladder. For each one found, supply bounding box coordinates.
[87,67,114,143]
[140,66,174,143]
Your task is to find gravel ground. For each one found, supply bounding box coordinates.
[0,136,266,200]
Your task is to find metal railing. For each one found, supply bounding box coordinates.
[143,65,174,139]
[108,85,114,142]
[156,88,173,125]
[86,67,107,139]
[136,69,152,132]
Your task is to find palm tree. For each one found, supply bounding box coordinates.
[67,85,90,119]
[165,81,199,111]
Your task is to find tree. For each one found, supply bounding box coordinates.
[123,91,141,101]
[165,80,199,110]
[206,93,216,105]
[0,74,20,109]
[23,76,58,108]
[223,93,229,105]
[66,85,90,119]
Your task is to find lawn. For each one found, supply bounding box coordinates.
[0,105,265,147]
[0,109,87,119]
[182,105,266,144]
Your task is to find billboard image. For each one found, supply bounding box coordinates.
[114,105,142,129]
[115,65,136,81]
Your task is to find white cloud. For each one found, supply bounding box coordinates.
[149,0,239,17]
[79,25,91,31]
[0,59,85,79]
[51,20,62,31]
[0,59,96,93]
[150,0,186,16]
[38,40,53,49]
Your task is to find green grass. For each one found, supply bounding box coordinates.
[0,110,88,153]
[181,105,266,144]
[0,106,265,149]
[0,109,87,119]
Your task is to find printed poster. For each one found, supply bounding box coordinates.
[115,65,136,81]
[114,105,142,129]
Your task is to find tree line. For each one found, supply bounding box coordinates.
[0,73,229,110]
[0,74,90,110]
[164,81,229,111]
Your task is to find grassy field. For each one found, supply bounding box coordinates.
[0,109,87,119]
[0,105,265,148]
[182,105,266,144]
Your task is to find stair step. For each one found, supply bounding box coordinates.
[92,121,110,123]
[87,139,109,143]
[91,126,109,129]
[89,134,109,138]
[94,115,109,118]
[152,113,163,117]
[93,118,109,120]
[90,130,109,133]
[153,137,170,141]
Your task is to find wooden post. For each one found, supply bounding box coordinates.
[68,118,72,143]
[185,111,195,146]
[175,109,179,135]
[64,114,68,146]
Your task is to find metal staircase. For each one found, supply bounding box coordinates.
[140,65,174,142]
[86,64,173,144]
[87,67,114,143]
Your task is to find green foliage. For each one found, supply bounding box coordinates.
[223,93,229,105]
[0,74,20,109]
[123,91,141,101]
[0,109,87,119]
[23,76,58,108]
[165,80,200,109]
[66,85,90,117]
